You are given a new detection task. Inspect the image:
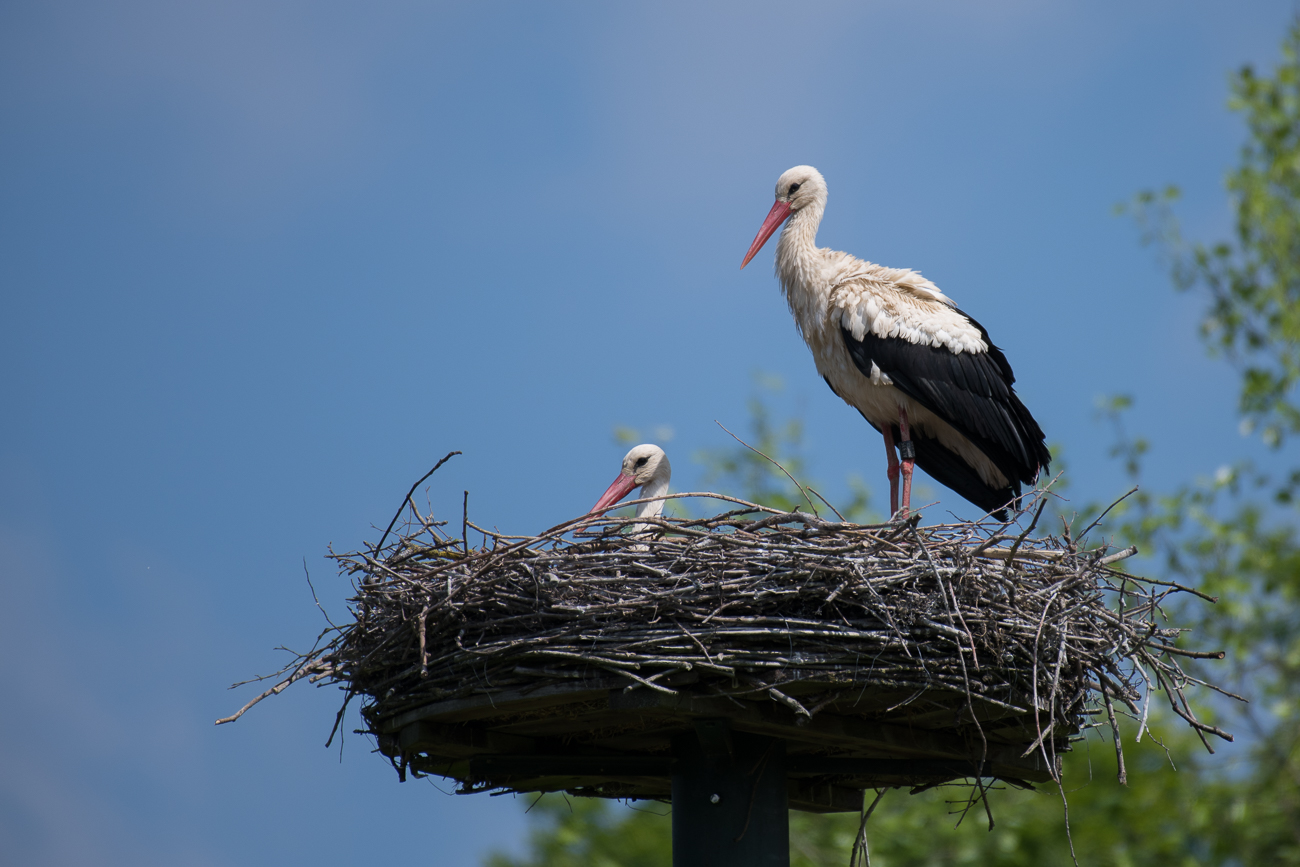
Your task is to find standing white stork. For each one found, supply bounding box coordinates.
[587,444,672,526]
[740,166,1049,520]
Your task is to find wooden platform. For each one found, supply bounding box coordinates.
[373,675,1063,813]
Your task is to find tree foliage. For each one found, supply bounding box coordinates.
[1114,20,1300,863]
[1130,21,1300,450]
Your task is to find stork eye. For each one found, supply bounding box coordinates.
[635,457,648,467]
[788,183,802,194]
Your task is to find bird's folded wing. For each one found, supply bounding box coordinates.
[840,311,1048,486]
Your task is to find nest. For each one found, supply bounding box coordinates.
[221,472,1231,813]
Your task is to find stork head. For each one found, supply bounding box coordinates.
[741,165,826,269]
[587,444,671,515]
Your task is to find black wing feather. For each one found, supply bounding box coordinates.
[841,308,1050,510]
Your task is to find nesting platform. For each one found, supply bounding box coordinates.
[221,489,1229,816]
[377,672,1057,813]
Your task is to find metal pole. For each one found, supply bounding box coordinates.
[671,721,789,867]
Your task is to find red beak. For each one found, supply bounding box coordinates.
[588,472,639,515]
[740,199,792,269]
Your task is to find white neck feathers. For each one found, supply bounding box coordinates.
[775,200,830,338]
[634,473,670,519]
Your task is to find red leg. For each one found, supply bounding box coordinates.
[897,406,915,517]
[882,426,899,517]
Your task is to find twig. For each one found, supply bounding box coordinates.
[807,486,848,521]
[1001,499,1047,579]
[1099,677,1127,785]
[376,451,461,554]
[715,419,819,516]
[1077,486,1138,540]
[303,558,337,630]
[215,655,328,725]
[850,789,888,867]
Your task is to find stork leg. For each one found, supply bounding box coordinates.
[882,426,900,517]
[897,406,915,517]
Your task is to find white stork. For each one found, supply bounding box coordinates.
[740,166,1050,520]
[587,444,672,525]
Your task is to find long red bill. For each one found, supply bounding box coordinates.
[740,199,792,269]
[588,472,639,515]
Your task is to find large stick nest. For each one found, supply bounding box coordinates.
[222,480,1232,810]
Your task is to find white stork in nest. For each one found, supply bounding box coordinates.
[587,444,672,528]
[741,165,1050,520]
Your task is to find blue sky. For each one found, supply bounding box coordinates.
[2,2,1295,864]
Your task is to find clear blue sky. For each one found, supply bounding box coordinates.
[1,2,1293,864]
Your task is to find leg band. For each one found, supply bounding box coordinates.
[898,440,916,461]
